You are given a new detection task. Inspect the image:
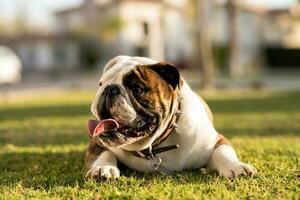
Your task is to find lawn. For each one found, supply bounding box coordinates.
[0,90,299,199]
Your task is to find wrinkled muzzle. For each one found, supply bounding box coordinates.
[88,84,157,147]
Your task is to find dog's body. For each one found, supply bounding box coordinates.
[85,56,256,179]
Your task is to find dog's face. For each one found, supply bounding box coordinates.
[89,57,182,151]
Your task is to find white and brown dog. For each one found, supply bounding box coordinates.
[85,56,257,180]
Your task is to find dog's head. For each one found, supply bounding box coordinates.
[88,56,182,151]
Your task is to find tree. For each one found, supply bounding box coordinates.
[227,0,243,78]
[196,0,215,89]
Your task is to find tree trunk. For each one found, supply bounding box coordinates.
[227,0,242,78]
[197,0,215,89]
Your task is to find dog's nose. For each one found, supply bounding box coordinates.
[105,84,120,95]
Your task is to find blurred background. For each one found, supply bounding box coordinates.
[1,1,300,197]
[1,0,300,98]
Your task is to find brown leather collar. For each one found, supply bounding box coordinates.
[133,101,181,158]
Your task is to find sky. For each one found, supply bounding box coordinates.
[0,0,83,31]
[0,0,297,31]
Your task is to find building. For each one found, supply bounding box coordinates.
[212,1,268,73]
[0,34,80,73]
[55,0,192,66]
[212,1,300,71]
[258,5,300,68]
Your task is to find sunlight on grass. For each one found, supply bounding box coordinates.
[0,90,299,199]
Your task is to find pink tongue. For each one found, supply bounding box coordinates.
[87,119,119,138]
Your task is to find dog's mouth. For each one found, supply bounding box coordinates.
[87,118,156,147]
[88,92,158,147]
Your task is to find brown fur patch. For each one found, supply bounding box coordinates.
[85,140,106,171]
[215,134,230,149]
[123,65,179,121]
[136,66,174,113]
[148,62,183,90]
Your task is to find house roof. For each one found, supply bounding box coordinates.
[56,6,82,15]
[55,0,183,16]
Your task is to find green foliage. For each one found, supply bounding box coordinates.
[100,17,124,41]
[214,45,229,70]
[80,37,102,69]
[0,90,299,199]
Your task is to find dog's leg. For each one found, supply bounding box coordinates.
[208,134,257,179]
[85,141,120,180]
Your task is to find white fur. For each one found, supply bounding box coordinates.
[85,151,120,179]
[208,145,257,178]
[87,56,257,179]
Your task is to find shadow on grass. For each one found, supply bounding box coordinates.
[0,103,91,121]
[120,167,219,184]
[218,127,300,138]
[0,92,298,190]
[0,92,299,147]
[0,92,299,122]
[0,129,89,147]
[0,151,86,188]
[0,151,219,188]
[206,92,300,113]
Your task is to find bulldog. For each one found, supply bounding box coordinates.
[85,56,257,180]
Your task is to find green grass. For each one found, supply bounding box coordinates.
[0,90,299,199]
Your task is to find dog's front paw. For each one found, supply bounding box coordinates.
[85,165,120,180]
[218,162,257,179]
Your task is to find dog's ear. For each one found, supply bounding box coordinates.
[149,62,183,90]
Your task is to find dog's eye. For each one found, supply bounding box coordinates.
[132,85,142,94]
[132,84,149,94]
[98,81,103,87]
